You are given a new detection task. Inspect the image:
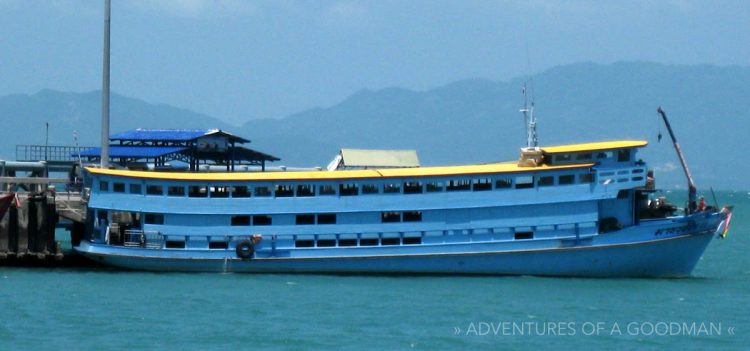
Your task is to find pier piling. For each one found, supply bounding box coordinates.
[0,192,70,264]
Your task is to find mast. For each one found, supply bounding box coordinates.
[656,107,697,213]
[100,0,111,168]
[519,83,538,148]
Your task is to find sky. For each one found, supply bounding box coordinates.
[0,0,748,125]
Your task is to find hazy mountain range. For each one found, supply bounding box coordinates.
[1,62,747,190]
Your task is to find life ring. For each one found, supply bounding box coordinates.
[236,240,254,259]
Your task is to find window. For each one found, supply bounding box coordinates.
[381,238,400,246]
[339,184,359,196]
[383,183,401,194]
[381,212,401,223]
[403,211,422,222]
[253,215,272,226]
[404,181,423,194]
[515,176,534,189]
[576,153,593,161]
[360,238,378,246]
[403,237,422,245]
[596,151,612,159]
[275,184,294,197]
[189,186,208,198]
[472,179,492,191]
[295,240,314,248]
[254,186,272,197]
[317,213,337,224]
[426,181,444,192]
[296,214,315,225]
[212,186,230,198]
[579,173,594,184]
[617,149,631,162]
[168,186,185,197]
[559,175,575,185]
[296,184,315,197]
[165,240,185,249]
[447,179,471,191]
[339,239,357,247]
[129,184,142,194]
[362,184,379,194]
[514,231,533,240]
[99,181,108,192]
[144,213,164,225]
[113,183,125,193]
[231,215,251,226]
[495,179,512,189]
[554,154,572,162]
[317,239,336,247]
[319,185,336,196]
[146,185,164,196]
[231,186,250,198]
[538,176,554,187]
[209,241,228,249]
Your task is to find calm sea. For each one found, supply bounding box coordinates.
[1,191,748,350]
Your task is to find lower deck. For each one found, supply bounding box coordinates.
[81,210,722,260]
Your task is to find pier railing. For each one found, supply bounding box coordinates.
[15,145,92,162]
[122,230,163,249]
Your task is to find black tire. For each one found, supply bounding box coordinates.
[236,240,254,259]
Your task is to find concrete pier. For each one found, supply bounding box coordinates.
[0,192,62,262]
[0,190,91,266]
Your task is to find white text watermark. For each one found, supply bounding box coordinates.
[453,321,734,337]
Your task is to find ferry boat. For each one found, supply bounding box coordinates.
[73,108,732,277]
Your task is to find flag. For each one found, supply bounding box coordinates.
[720,212,733,238]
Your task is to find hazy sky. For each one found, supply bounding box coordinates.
[1,0,748,124]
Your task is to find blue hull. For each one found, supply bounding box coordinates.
[76,229,716,278]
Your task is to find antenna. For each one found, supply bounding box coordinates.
[519,81,538,148]
[100,0,111,168]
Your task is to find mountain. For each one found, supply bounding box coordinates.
[240,62,750,190]
[0,89,232,157]
[1,62,748,190]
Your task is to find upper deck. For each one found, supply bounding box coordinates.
[86,140,647,182]
[84,140,649,217]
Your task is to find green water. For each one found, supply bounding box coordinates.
[1,191,748,350]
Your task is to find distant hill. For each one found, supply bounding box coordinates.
[1,62,748,190]
[241,62,750,190]
[0,89,232,157]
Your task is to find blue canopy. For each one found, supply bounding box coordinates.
[76,146,188,158]
[109,129,249,143]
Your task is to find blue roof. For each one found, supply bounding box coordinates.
[76,146,189,158]
[109,129,249,143]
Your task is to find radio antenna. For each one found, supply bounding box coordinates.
[520,82,538,149]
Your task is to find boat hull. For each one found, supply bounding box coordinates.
[75,228,716,278]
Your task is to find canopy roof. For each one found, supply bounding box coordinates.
[109,129,250,144]
[193,146,280,162]
[541,140,648,154]
[340,149,420,168]
[77,146,188,158]
[77,146,280,162]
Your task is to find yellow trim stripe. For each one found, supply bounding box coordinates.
[541,140,647,154]
[86,162,594,181]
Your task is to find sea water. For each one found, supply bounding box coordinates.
[1,191,748,350]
